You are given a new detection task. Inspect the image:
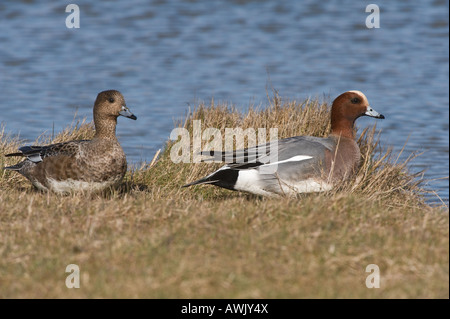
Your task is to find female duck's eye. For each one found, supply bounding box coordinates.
[108,98,115,103]
[351,97,360,104]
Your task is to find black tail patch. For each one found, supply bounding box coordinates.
[183,167,239,191]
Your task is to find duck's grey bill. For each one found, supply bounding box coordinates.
[365,106,385,119]
[119,107,137,120]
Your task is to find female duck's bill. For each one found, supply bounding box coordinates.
[119,105,137,120]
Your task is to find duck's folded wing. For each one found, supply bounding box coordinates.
[200,136,335,169]
[5,140,89,163]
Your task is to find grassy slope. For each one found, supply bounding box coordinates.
[0,97,448,298]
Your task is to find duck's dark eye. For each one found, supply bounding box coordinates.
[351,97,360,104]
[108,97,115,103]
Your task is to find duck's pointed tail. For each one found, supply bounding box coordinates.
[3,164,23,171]
[4,152,24,158]
[182,176,218,188]
[3,152,25,170]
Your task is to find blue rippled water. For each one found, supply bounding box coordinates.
[0,0,448,204]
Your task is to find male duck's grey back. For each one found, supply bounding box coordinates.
[4,90,137,194]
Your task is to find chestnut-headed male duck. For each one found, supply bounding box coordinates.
[183,90,385,196]
[4,90,137,194]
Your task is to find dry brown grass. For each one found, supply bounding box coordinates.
[0,96,448,299]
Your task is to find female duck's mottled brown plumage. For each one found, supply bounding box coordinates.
[4,90,137,194]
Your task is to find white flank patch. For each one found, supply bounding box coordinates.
[220,156,332,197]
[235,169,333,197]
[281,179,333,195]
[47,178,114,194]
[234,169,274,197]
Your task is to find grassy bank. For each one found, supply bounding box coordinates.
[0,96,448,298]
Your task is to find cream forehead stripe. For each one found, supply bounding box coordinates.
[348,90,369,103]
